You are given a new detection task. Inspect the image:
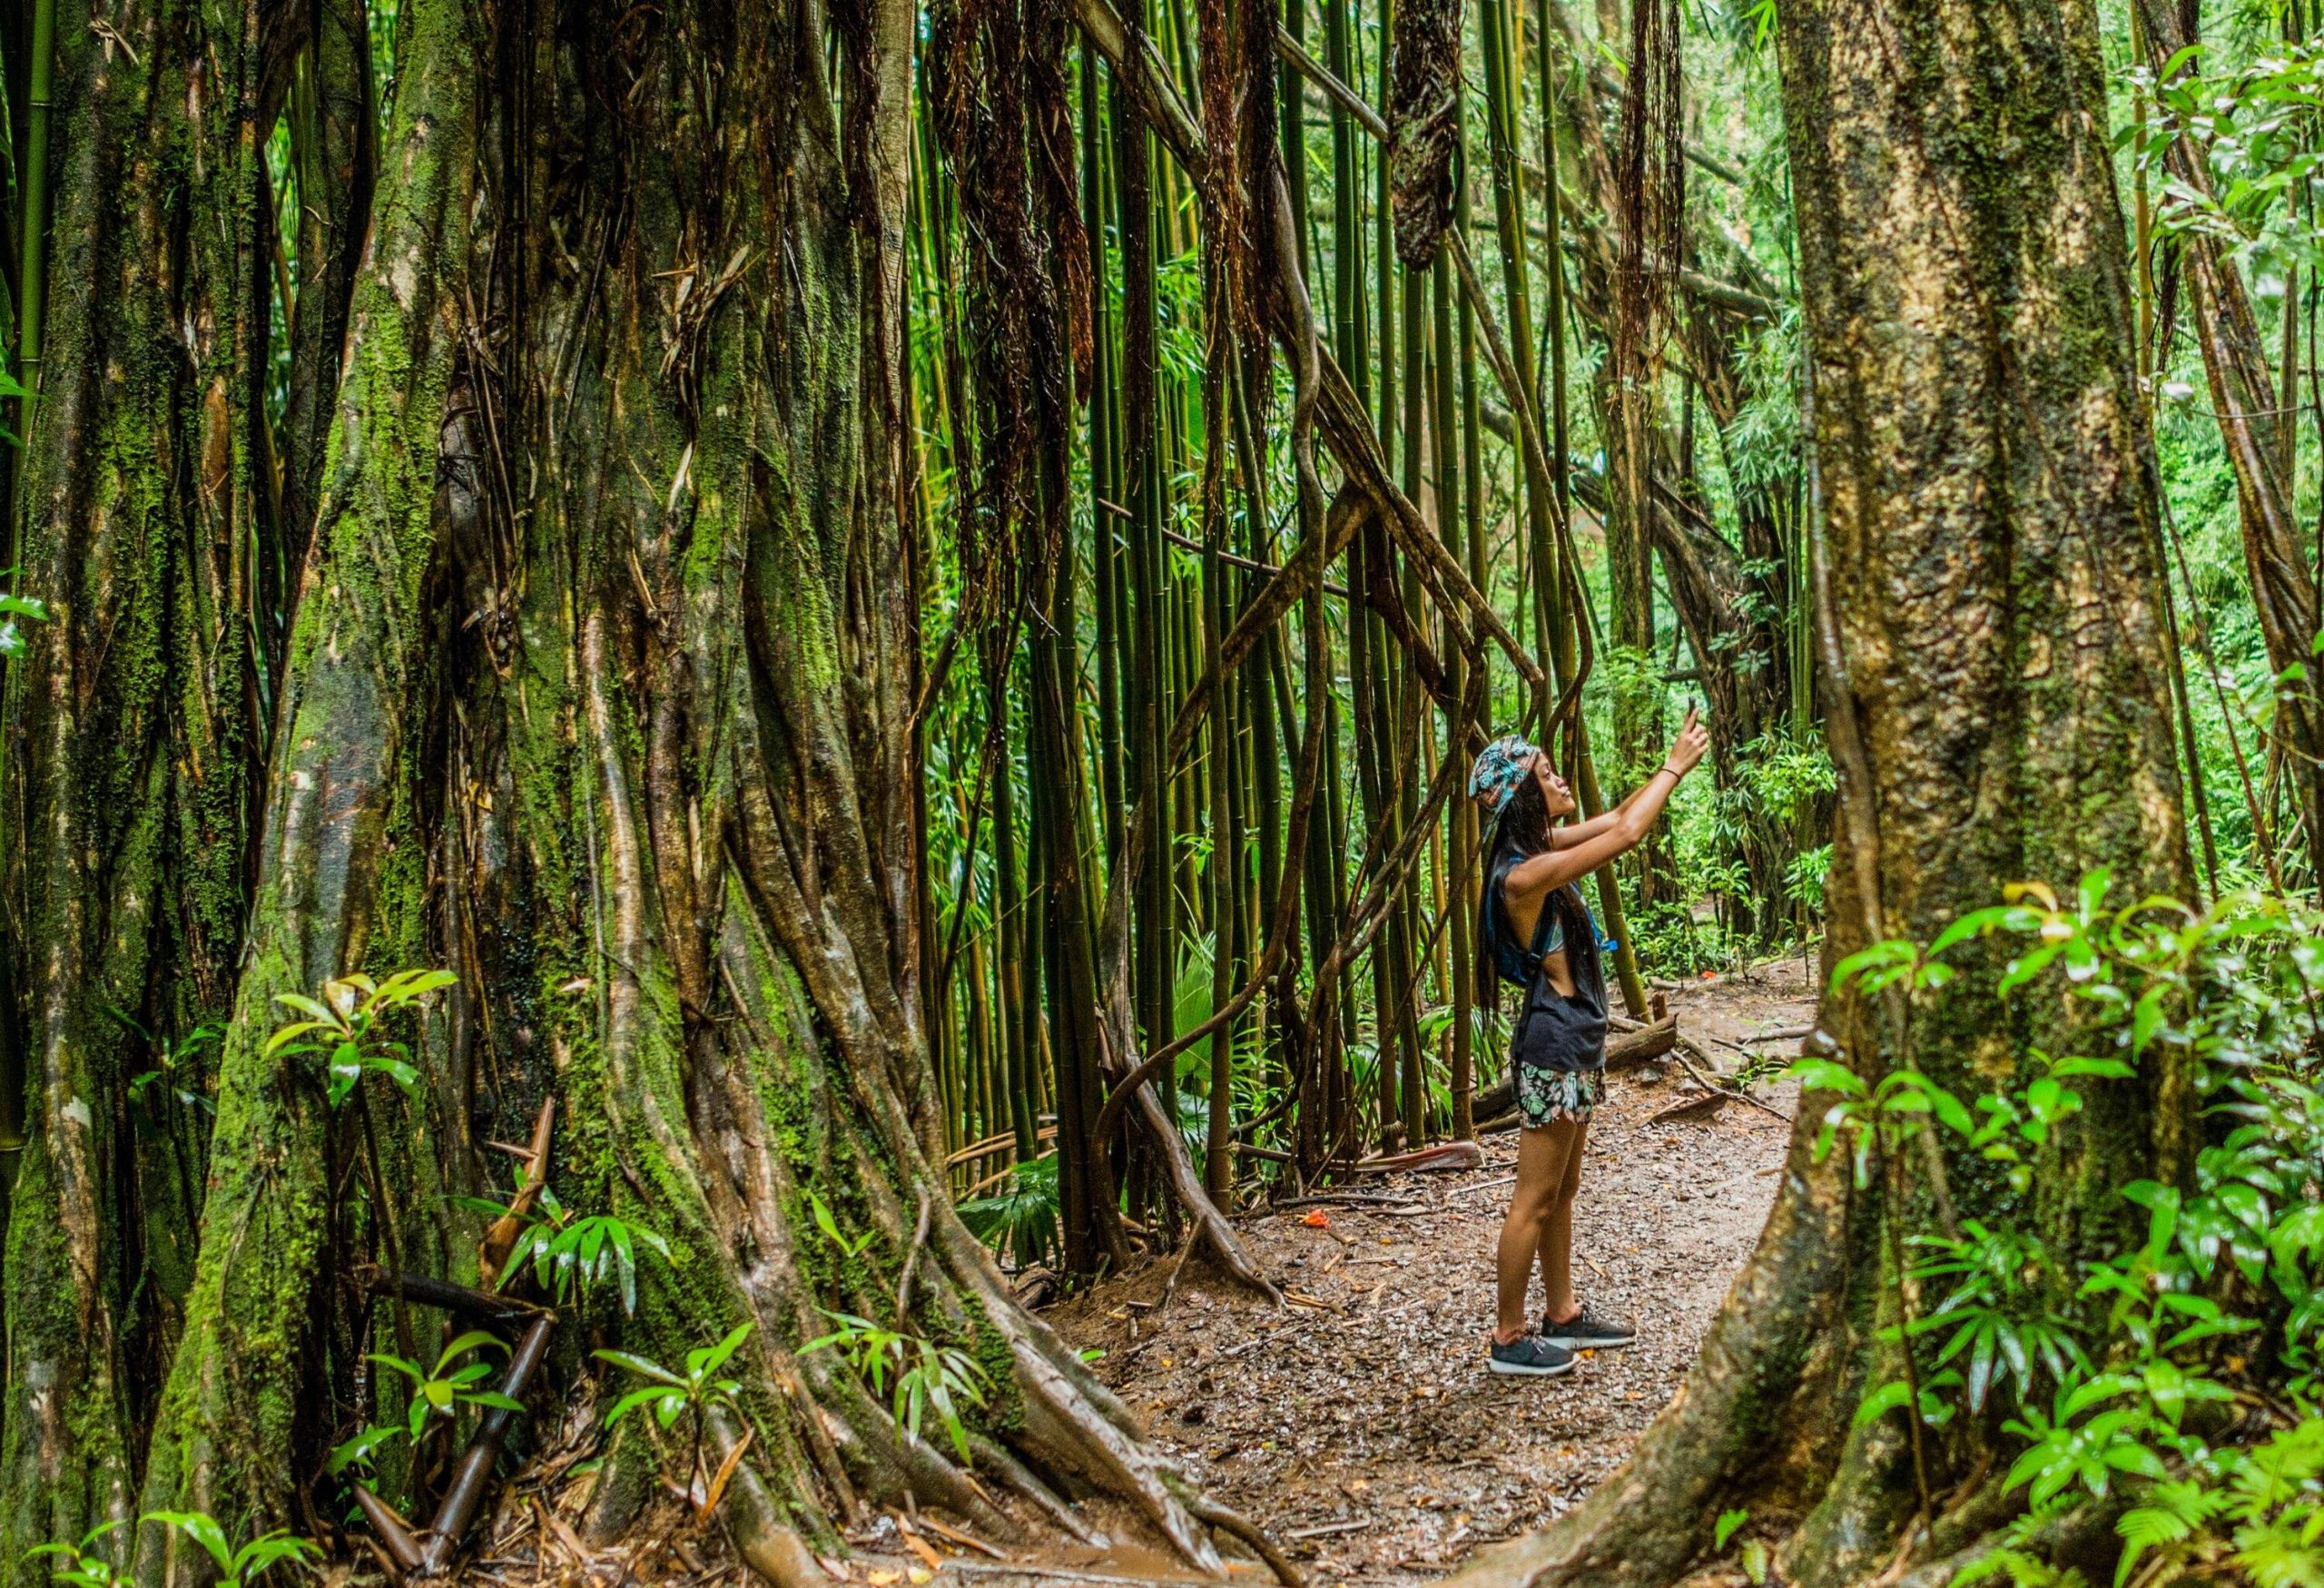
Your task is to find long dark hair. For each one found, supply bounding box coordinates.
[1479,773,1587,987]
[1492,774,1553,865]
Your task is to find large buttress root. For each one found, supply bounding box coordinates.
[130,0,478,1545]
[0,0,296,1563]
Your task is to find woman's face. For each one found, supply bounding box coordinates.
[1531,752,1578,819]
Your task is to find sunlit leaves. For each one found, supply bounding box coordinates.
[264,968,455,1108]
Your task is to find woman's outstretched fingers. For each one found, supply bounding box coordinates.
[1667,708,1709,775]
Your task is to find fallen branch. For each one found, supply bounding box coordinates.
[356,1265,547,1327]
[1352,1140,1482,1175]
[946,1563,1188,1588]
[351,1488,424,1573]
[1649,1090,1730,1125]
[1670,1037,1794,1125]
[417,1311,556,1573]
[1448,1173,1518,1199]
[1188,1498,1304,1588]
[919,1516,1010,1561]
[1287,1519,1374,1540]
[477,1098,555,1286]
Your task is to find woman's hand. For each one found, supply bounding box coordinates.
[1663,706,1709,778]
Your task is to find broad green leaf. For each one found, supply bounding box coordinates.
[1852,1379,1913,1426]
[143,1513,234,1577]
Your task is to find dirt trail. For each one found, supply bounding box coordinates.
[1039,957,1818,1583]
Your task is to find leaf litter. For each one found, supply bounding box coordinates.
[1042,960,1815,1583]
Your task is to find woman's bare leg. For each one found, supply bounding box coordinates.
[1537,1115,1590,1324]
[1496,1120,1583,1342]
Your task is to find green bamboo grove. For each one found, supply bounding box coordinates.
[907,0,1824,1274]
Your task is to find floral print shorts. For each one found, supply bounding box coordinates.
[1516,1063,1603,1128]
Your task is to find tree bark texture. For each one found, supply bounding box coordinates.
[1,0,1241,1574]
[1388,0,1463,269]
[1,0,293,1552]
[1444,3,2194,1585]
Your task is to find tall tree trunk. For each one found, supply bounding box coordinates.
[1,0,288,1553]
[2132,0,2324,873]
[1444,3,2194,1585]
[0,0,1269,1573]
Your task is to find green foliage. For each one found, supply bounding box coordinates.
[804,1189,875,1261]
[0,587,46,659]
[325,1422,403,1478]
[140,1514,317,1588]
[803,1310,991,1463]
[596,1321,753,1435]
[958,1154,1062,1269]
[2124,41,2324,285]
[1628,899,1748,979]
[454,1178,672,1315]
[367,1330,522,1439]
[1784,843,1831,921]
[111,1012,222,1116]
[1801,873,2324,1588]
[264,968,455,1108]
[26,1525,131,1588]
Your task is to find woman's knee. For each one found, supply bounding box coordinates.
[1505,1171,1561,1226]
[1504,1184,1555,1229]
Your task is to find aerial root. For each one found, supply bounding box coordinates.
[1187,1500,1302,1588]
[969,1436,1109,1547]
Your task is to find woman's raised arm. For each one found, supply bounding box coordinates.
[1508,708,1709,910]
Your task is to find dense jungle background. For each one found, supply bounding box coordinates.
[5,0,2324,1583]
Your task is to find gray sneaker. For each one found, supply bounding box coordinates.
[1541,1302,1635,1351]
[1488,1335,1577,1377]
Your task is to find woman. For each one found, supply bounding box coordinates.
[1469,709,1709,1376]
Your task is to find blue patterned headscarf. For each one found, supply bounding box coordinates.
[1467,734,1539,814]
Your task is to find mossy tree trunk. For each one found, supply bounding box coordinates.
[0,0,290,1555]
[5,0,1245,1577]
[1446,3,2196,1585]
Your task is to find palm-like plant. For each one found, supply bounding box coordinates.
[369,1330,524,1439]
[456,1176,671,1315]
[141,1514,317,1588]
[596,1321,756,1497]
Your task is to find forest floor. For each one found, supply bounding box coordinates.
[451,954,1816,1588]
[1030,953,1816,1584]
